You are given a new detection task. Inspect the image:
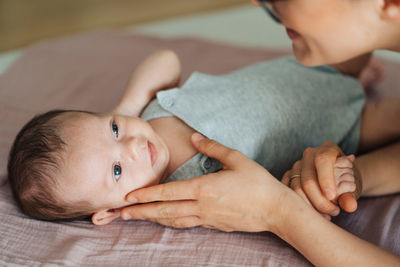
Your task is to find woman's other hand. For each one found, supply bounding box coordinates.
[281,141,362,217]
[120,133,293,233]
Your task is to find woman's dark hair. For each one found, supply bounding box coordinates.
[7,109,93,220]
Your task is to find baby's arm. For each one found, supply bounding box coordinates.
[114,49,181,116]
[359,98,400,152]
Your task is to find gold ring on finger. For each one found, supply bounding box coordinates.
[289,174,301,183]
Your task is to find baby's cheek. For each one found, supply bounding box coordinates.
[129,168,160,190]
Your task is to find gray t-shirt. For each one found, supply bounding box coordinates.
[141,56,365,181]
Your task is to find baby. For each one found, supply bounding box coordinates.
[8,50,393,225]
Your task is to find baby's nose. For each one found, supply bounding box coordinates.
[125,136,147,160]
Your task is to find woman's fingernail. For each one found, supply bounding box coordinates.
[127,195,137,203]
[192,133,205,142]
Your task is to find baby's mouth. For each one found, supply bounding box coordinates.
[148,141,157,167]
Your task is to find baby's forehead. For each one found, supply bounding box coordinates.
[58,112,109,202]
[58,112,109,155]
[62,111,98,124]
[61,111,102,134]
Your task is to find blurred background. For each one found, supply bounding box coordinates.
[0,0,250,52]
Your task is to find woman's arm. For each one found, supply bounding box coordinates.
[120,135,400,266]
[114,49,181,116]
[277,190,400,267]
[285,98,400,215]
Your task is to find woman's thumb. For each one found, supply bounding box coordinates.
[191,133,240,167]
[338,193,358,213]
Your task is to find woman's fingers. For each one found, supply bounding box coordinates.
[300,146,340,216]
[284,144,358,216]
[314,141,343,200]
[287,162,312,206]
[290,177,313,207]
[191,133,243,168]
[286,161,334,219]
[125,178,200,204]
[154,216,203,229]
[121,200,199,221]
[281,170,291,186]
[338,193,358,213]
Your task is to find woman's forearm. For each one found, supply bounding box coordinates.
[356,140,400,196]
[275,193,400,267]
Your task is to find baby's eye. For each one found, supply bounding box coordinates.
[113,163,122,181]
[112,120,119,138]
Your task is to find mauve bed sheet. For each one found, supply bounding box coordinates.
[0,31,399,266]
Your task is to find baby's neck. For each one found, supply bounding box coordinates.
[148,116,198,180]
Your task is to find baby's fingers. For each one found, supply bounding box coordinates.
[334,155,354,168]
[334,168,353,182]
[337,181,356,196]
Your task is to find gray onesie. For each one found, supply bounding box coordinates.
[141,56,365,181]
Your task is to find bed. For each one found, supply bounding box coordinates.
[1,5,400,266]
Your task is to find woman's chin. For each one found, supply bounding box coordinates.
[292,44,332,67]
[292,45,318,66]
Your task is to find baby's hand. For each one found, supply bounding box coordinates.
[334,155,357,198]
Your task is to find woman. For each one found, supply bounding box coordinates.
[119,0,400,265]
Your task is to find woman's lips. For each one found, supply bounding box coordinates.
[148,141,157,167]
[286,28,301,40]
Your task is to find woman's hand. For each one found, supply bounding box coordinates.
[281,141,362,217]
[120,133,293,233]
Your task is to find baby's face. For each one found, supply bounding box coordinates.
[58,112,170,212]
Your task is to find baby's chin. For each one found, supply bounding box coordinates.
[154,144,171,181]
[153,167,168,184]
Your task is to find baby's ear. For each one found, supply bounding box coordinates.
[91,208,120,225]
[379,0,400,22]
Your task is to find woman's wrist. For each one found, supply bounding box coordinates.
[267,186,311,237]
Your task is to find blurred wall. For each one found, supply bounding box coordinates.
[0,0,247,52]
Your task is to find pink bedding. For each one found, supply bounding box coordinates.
[0,31,399,266]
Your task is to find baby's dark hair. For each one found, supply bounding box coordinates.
[7,109,94,221]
